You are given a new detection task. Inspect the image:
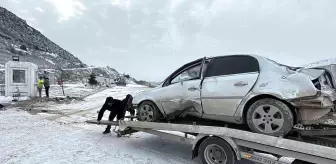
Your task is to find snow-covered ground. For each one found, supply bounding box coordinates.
[0,84,204,164]
[0,84,96,104]
[0,96,30,105]
[0,84,198,164]
[0,84,290,164]
[37,84,148,123]
[0,109,199,164]
[46,84,105,98]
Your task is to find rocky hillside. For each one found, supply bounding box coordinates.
[59,67,158,87]
[61,66,120,83]
[0,6,84,69]
[0,7,156,87]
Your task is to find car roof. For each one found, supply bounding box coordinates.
[206,54,261,60]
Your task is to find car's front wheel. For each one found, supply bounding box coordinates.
[137,101,162,122]
[246,98,294,137]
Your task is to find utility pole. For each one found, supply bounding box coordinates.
[60,69,65,96]
[56,65,65,96]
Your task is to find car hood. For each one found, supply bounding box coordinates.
[132,87,159,105]
[136,85,160,95]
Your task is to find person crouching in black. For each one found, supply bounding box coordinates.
[122,94,135,120]
[97,94,134,134]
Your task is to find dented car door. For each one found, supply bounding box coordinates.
[160,61,204,115]
[201,55,260,120]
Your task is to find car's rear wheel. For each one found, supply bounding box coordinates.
[246,98,294,137]
[137,101,161,122]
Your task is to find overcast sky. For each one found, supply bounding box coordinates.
[1,0,336,81]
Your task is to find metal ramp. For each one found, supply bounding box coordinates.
[86,120,336,164]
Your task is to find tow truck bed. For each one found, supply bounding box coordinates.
[86,120,336,164]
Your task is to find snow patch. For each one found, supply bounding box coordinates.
[0,96,30,104]
[126,84,148,88]
[102,67,119,76]
[48,52,58,58]
[41,51,59,58]
[126,79,137,84]
[13,46,32,55]
[63,67,96,71]
[45,59,55,65]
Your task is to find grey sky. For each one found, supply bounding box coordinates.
[1,0,336,81]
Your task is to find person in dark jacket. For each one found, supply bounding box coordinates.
[97,94,134,134]
[43,71,50,98]
[121,94,135,120]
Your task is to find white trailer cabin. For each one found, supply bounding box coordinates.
[5,61,38,97]
[96,76,115,85]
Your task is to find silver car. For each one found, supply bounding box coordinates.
[132,54,336,136]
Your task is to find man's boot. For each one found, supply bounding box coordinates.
[103,129,111,134]
[102,125,111,134]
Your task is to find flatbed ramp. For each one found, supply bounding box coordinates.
[86,120,336,164]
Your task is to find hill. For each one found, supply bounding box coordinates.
[0,6,85,69]
[0,6,156,87]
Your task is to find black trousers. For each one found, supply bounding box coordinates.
[45,87,50,98]
[105,108,127,131]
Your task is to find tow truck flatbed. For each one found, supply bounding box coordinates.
[86,119,336,164]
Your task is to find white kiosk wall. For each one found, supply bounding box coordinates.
[5,61,38,97]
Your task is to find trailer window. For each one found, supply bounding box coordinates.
[205,55,259,77]
[13,69,26,84]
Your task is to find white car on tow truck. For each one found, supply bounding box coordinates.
[132,54,336,137]
[87,54,336,164]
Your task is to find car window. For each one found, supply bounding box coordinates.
[205,55,259,77]
[171,64,202,84]
[201,60,210,77]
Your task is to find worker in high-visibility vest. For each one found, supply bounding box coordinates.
[37,76,44,97]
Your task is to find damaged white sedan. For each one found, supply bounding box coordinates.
[132,54,336,137]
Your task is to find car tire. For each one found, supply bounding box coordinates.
[137,101,161,122]
[198,137,237,164]
[246,98,293,137]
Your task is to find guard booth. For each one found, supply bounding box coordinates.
[5,57,38,97]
